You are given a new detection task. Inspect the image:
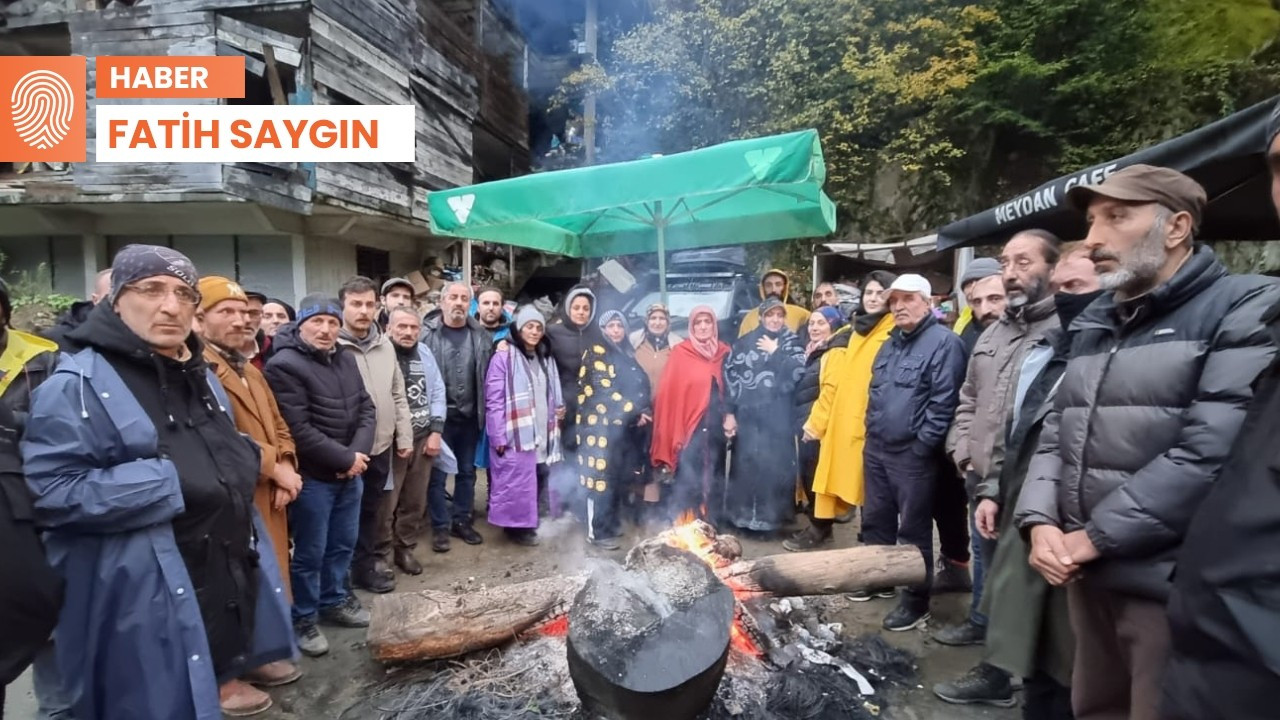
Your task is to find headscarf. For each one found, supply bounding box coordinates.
[756,297,787,338]
[687,304,721,361]
[643,303,671,350]
[806,306,845,357]
[597,309,633,356]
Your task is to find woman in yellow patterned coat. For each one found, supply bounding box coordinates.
[575,310,651,550]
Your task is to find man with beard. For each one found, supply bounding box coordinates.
[1015,165,1279,720]
[935,244,1100,717]
[1161,102,1280,720]
[338,276,413,593]
[812,281,838,309]
[420,282,493,552]
[44,268,111,352]
[737,269,811,338]
[474,286,509,340]
[383,306,446,574]
[377,277,416,330]
[934,230,1062,707]
[956,258,1007,353]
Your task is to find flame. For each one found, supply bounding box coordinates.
[661,518,764,659]
[537,615,569,637]
[730,622,763,658]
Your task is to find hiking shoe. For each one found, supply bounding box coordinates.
[782,526,832,552]
[932,663,1017,707]
[294,620,329,657]
[395,547,423,575]
[508,529,540,547]
[320,595,371,628]
[848,588,896,602]
[354,564,395,594]
[883,601,931,632]
[933,618,987,646]
[432,529,451,553]
[933,558,973,594]
[220,679,272,716]
[452,522,484,545]
[588,535,622,551]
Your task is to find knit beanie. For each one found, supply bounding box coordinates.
[597,308,627,332]
[197,275,249,312]
[296,293,342,323]
[514,304,545,330]
[110,244,198,303]
[959,257,1002,289]
[267,298,297,322]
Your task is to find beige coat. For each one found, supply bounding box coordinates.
[946,296,1057,491]
[339,326,413,456]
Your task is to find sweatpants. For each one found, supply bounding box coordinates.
[862,442,937,607]
[1066,578,1171,720]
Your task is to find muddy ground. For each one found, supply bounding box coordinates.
[5,474,1020,720]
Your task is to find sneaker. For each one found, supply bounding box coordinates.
[933,618,986,646]
[782,526,832,552]
[932,663,1017,707]
[933,557,973,594]
[219,679,272,717]
[883,601,931,632]
[848,588,896,602]
[452,522,484,545]
[432,529,451,553]
[320,595,371,628]
[294,620,329,657]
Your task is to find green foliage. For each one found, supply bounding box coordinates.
[557,0,1280,265]
[0,253,79,314]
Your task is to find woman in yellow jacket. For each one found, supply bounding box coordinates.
[788,271,896,549]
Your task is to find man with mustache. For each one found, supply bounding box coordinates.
[934,230,1062,707]
[1161,101,1280,720]
[1015,165,1280,720]
[420,282,493,552]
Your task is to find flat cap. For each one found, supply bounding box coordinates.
[1066,164,1207,230]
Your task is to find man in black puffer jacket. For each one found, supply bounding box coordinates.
[264,294,376,658]
[1015,165,1280,720]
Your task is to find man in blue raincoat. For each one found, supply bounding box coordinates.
[21,245,294,720]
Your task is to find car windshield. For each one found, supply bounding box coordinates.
[629,290,732,320]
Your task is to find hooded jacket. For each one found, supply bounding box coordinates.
[546,286,597,448]
[264,322,377,482]
[0,328,59,431]
[21,303,294,720]
[736,269,811,338]
[338,323,413,455]
[947,294,1058,492]
[1015,245,1280,601]
[42,299,95,353]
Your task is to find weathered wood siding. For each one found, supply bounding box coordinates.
[71,9,225,194]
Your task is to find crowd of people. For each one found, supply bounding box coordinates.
[2,117,1280,719]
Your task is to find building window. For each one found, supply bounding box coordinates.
[356,245,390,284]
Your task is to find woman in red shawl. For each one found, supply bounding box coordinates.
[650,306,732,523]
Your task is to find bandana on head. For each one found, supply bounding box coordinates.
[110,244,198,303]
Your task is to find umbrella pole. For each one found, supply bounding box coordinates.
[655,200,667,305]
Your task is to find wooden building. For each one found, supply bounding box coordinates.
[0,0,529,301]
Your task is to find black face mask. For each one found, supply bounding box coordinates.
[1054,290,1104,330]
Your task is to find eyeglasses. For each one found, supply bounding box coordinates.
[125,282,201,307]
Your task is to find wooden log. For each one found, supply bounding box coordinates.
[367,574,585,663]
[716,545,925,597]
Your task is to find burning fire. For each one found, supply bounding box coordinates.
[667,517,764,659]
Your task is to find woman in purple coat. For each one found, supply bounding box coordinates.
[485,306,564,546]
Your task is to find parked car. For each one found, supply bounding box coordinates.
[623,250,759,337]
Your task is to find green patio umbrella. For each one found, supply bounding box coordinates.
[427,129,837,299]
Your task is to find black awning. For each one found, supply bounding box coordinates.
[935,96,1280,250]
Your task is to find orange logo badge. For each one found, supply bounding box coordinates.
[0,56,87,163]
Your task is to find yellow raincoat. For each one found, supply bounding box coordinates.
[803,313,894,516]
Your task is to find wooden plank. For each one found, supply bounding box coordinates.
[225,165,312,203]
[215,14,303,66]
[263,45,287,104]
[312,0,410,63]
[311,47,407,106]
[217,41,267,76]
[310,10,408,94]
[69,9,214,32]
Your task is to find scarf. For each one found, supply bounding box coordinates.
[687,305,722,361]
[651,339,730,470]
[855,309,889,336]
[597,309,635,358]
[502,347,563,463]
[644,330,670,351]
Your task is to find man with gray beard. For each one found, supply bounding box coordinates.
[1015,164,1280,720]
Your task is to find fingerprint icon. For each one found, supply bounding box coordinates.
[10,69,75,150]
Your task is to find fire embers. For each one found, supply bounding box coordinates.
[567,542,736,720]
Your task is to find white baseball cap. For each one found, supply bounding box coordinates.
[887,273,932,300]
